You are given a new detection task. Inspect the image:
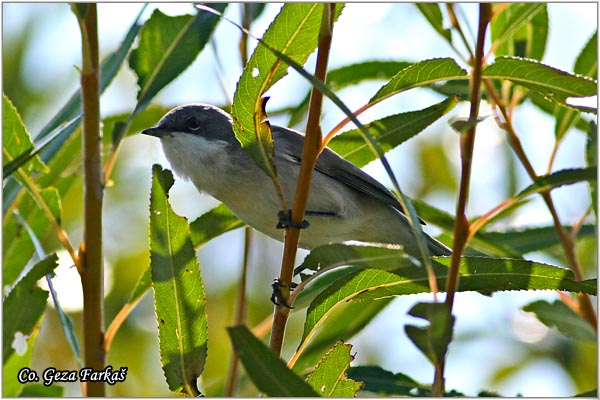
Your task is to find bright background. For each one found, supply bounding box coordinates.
[3,2,597,397]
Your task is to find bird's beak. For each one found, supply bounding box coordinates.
[142,127,171,138]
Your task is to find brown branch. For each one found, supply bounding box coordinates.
[75,4,105,396]
[269,3,336,356]
[483,81,598,330]
[434,4,492,397]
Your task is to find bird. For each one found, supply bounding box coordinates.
[142,104,451,258]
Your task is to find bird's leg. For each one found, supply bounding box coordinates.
[270,278,298,309]
[276,209,310,229]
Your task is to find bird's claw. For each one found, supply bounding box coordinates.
[271,279,298,309]
[276,209,309,230]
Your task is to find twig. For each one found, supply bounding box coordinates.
[483,81,598,330]
[225,227,252,395]
[434,4,491,397]
[74,4,105,396]
[269,3,336,356]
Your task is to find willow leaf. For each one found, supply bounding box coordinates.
[482,56,597,111]
[306,342,363,397]
[370,58,468,104]
[149,165,207,396]
[231,3,343,176]
[227,325,318,397]
[328,96,459,167]
[302,252,596,344]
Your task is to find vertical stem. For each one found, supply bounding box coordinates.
[269,3,336,356]
[433,4,491,396]
[225,227,252,396]
[77,3,105,397]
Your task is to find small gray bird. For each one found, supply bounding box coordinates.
[142,104,451,257]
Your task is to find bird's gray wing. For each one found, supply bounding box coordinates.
[272,126,417,219]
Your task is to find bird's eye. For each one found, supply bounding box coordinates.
[188,117,201,131]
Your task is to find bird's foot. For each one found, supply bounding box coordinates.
[276,209,310,229]
[270,279,298,309]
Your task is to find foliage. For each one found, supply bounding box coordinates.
[2,3,597,397]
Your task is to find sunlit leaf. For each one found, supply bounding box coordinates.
[2,95,48,177]
[3,327,39,396]
[490,3,547,60]
[189,203,244,248]
[328,96,459,167]
[11,210,81,368]
[523,299,596,342]
[301,250,597,346]
[3,255,57,361]
[227,325,318,397]
[231,3,343,175]
[482,57,597,111]
[129,5,227,116]
[289,60,412,126]
[149,165,208,396]
[306,341,363,397]
[370,58,468,104]
[293,298,391,375]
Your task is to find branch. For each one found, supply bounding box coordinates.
[74,4,105,396]
[434,4,491,397]
[269,3,336,356]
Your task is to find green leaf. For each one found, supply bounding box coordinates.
[11,210,82,368]
[189,203,244,248]
[480,224,597,255]
[296,243,415,276]
[227,325,319,397]
[328,97,458,167]
[415,4,452,43]
[3,327,40,396]
[121,202,244,324]
[347,365,426,395]
[4,8,143,210]
[574,31,598,80]
[586,122,597,215]
[490,3,547,60]
[18,383,64,397]
[523,300,596,342]
[405,302,455,366]
[516,167,597,199]
[129,5,227,116]
[289,61,412,126]
[149,165,208,396]
[482,57,598,110]
[40,6,142,152]
[231,3,343,175]
[3,254,58,361]
[553,31,598,140]
[369,58,468,104]
[293,298,392,375]
[2,95,48,177]
[528,92,591,133]
[306,342,363,397]
[301,250,597,345]
[3,116,80,179]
